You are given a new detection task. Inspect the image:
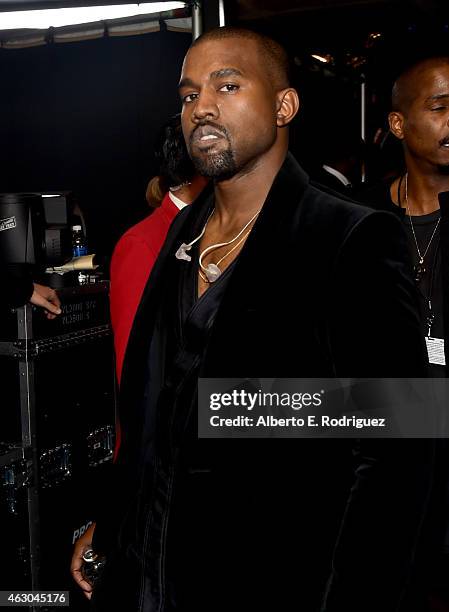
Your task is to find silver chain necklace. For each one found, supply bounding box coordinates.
[404,173,441,283]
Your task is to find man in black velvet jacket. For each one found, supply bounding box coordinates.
[86,28,434,612]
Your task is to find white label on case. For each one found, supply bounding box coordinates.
[0,216,16,232]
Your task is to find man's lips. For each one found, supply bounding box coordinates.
[191,125,226,146]
[439,136,449,148]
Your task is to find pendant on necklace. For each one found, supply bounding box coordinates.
[414,258,426,284]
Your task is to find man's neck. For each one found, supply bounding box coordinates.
[392,165,449,216]
[405,172,449,215]
[212,146,287,227]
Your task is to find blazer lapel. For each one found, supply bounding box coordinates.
[119,187,214,407]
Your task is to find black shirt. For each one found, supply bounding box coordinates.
[403,210,443,336]
[355,180,445,377]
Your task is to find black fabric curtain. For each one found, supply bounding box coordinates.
[0,29,191,258]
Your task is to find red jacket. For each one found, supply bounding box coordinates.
[110,193,181,384]
[110,194,181,457]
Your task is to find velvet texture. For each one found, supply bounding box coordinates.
[92,154,434,612]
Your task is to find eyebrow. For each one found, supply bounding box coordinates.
[178,77,196,90]
[210,68,244,80]
[178,68,244,90]
[426,93,449,102]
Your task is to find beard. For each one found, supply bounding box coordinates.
[190,148,238,180]
[188,124,238,180]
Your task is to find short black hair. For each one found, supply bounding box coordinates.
[392,56,449,113]
[154,114,195,188]
[190,26,291,89]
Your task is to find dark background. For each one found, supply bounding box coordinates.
[0,28,191,257]
[1,0,449,258]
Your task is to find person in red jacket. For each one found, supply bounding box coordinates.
[110,115,207,384]
[71,115,206,600]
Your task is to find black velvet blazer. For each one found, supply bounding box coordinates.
[124,154,427,380]
[93,154,434,612]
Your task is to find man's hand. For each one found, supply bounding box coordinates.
[70,523,96,600]
[30,283,62,319]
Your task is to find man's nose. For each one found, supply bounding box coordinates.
[192,89,219,122]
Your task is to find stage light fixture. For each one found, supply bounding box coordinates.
[0,2,185,30]
[311,53,333,64]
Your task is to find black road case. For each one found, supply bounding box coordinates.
[0,282,116,611]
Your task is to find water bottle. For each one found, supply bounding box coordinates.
[72,225,88,258]
[72,225,89,284]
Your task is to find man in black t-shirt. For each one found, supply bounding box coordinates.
[359,57,449,377]
[357,56,449,611]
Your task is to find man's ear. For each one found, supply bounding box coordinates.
[388,111,405,140]
[276,88,300,127]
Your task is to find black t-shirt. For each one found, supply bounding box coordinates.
[356,181,445,377]
[403,210,443,335]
